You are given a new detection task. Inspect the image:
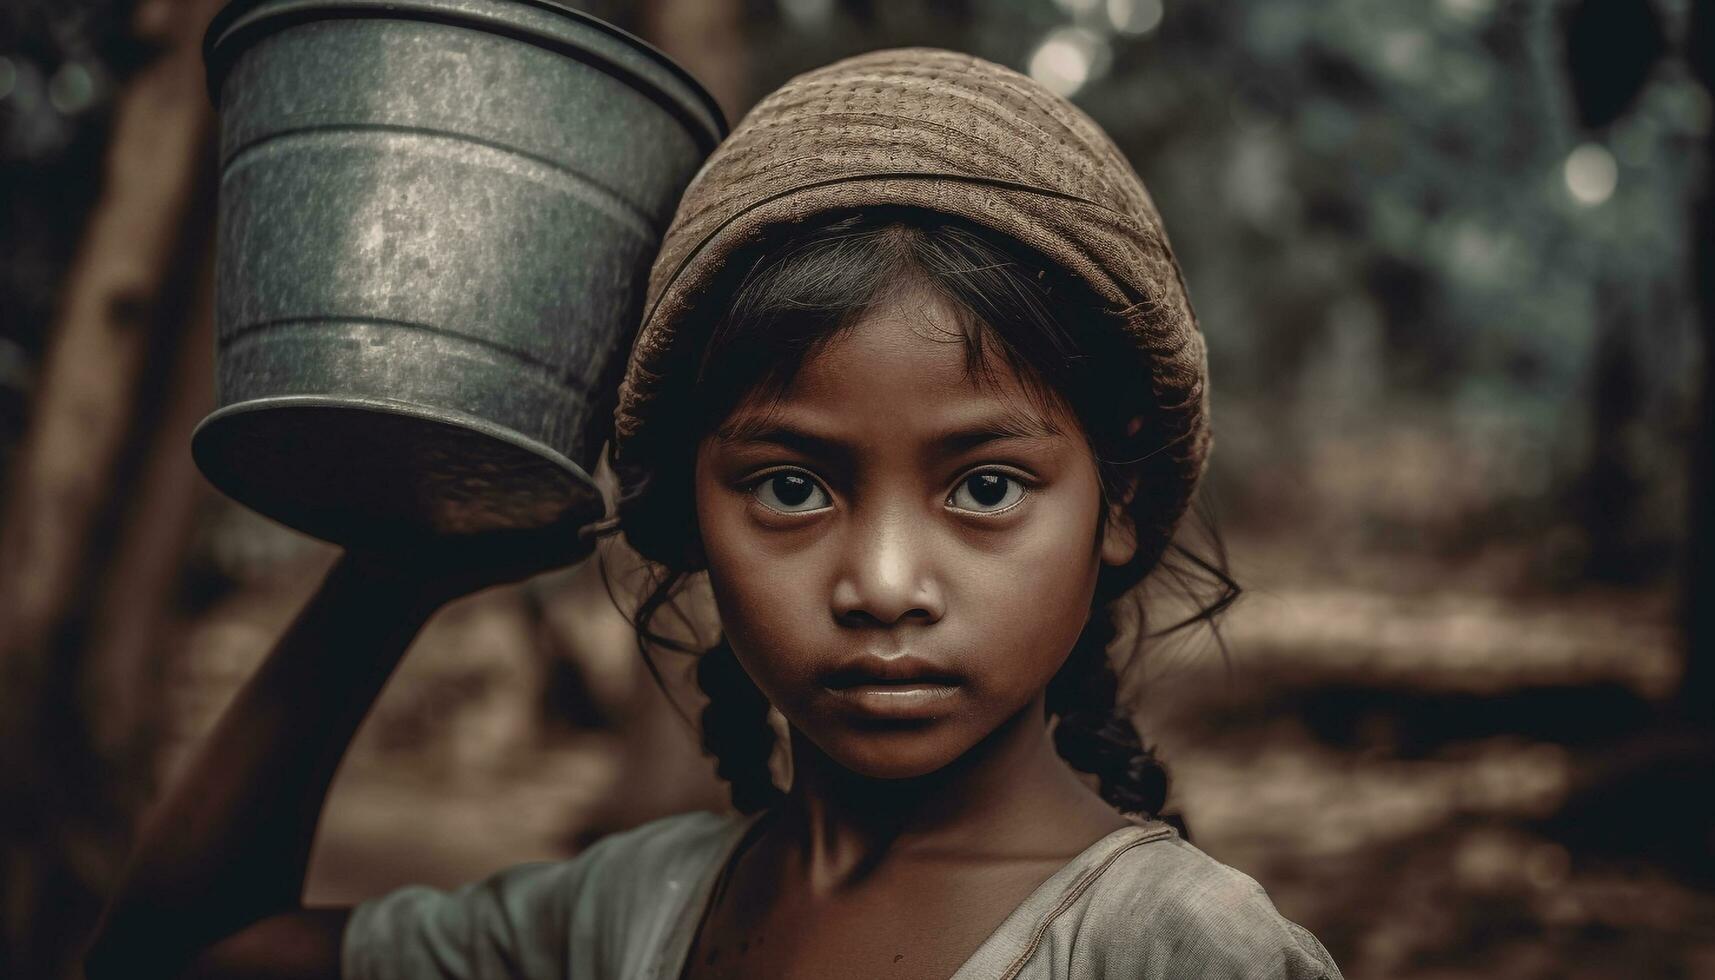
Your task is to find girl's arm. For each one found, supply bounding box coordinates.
[82,533,581,980]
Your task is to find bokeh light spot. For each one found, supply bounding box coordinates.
[1563,142,1617,206]
[47,61,96,115]
[1028,27,1109,98]
[1107,0,1164,36]
[777,0,833,29]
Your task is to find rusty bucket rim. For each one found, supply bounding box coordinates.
[202,0,729,153]
[191,394,601,510]
[192,393,598,484]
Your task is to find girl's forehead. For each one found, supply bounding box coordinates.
[717,289,1073,445]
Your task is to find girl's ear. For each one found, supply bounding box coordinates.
[1100,477,1140,567]
[1100,414,1145,568]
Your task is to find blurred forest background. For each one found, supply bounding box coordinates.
[2,0,1713,977]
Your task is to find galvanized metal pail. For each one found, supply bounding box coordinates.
[191,0,724,555]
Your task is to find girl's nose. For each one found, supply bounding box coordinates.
[830,506,944,627]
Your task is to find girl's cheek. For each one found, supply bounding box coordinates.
[979,492,1106,675]
[703,539,820,689]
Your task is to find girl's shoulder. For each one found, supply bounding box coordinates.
[1055,821,1343,980]
[542,807,754,946]
[573,807,751,887]
[343,809,751,980]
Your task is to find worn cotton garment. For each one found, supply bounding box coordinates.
[343,809,1342,980]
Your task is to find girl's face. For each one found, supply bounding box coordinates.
[693,283,1138,780]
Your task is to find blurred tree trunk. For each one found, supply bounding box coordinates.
[641,0,751,125]
[1686,0,1715,732]
[0,0,223,975]
[1576,281,1648,585]
[1688,144,1714,730]
[81,250,217,780]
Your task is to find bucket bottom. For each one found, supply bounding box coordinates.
[192,397,603,558]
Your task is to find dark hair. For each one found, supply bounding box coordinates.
[596,208,1237,829]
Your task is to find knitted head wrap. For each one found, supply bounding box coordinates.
[610,47,1210,563]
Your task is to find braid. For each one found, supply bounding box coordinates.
[695,634,785,814]
[1046,603,1173,822]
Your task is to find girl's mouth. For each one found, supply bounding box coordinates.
[820,653,963,688]
[819,653,966,719]
[823,681,962,719]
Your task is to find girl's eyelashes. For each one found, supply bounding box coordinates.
[947,470,1032,516]
[747,469,833,514]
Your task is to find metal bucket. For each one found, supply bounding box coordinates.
[191,0,724,555]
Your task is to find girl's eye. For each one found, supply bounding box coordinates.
[749,470,832,514]
[948,471,1029,515]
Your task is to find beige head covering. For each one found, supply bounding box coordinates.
[611,47,1210,548]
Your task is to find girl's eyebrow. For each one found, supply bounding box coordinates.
[717,424,846,460]
[933,414,1065,454]
[714,412,1063,457]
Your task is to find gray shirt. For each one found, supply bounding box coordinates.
[343,809,1343,980]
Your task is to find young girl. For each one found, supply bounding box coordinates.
[86,49,1342,980]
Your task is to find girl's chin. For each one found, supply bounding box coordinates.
[803,727,977,781]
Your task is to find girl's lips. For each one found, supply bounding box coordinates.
[824,682,961,719]
[820,653,963,689]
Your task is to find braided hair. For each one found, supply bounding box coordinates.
[694,633,784,815]
[1046,604,1167,818]
[601,209,1236,832]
